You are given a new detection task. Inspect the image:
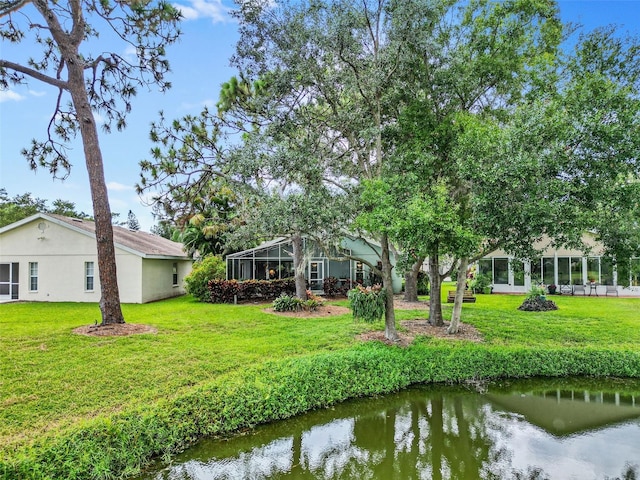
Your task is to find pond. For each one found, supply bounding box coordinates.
[135,378,640,479]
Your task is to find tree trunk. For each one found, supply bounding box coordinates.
[429,251,444,326]
[403,256,424,302]
[67,56,124,325]
[381,233,399,341]
[291,233,308,300]
[448,257,469,334]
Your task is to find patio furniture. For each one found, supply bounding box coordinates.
[605,285,619,297]
[588,283,598,296]
[447,290,476,303]
[560,284,573,295]
[572,285,586,296]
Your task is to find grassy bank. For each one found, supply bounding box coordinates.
[1,293,640,479]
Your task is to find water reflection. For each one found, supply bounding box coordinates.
[137,379,640,480]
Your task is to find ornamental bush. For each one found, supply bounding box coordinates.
[347,284,386,323]
[273,294,303,312]
[323,277,353,297]
[208,278,296,303]
[525,285,546,300]
[184,255,226,302]
[417,271,430,295]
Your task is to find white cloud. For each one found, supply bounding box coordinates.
[0,90,25,103]
[29,90,47,97]
[107,181,134,192]
[174,0,230,22]
[123,45,138,62]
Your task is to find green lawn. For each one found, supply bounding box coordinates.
[0,297,364,449]
[456,292,640,348]
[1,291,639,458]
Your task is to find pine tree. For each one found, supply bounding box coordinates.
[127,210,140,231]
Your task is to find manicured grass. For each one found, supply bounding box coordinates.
[0,297,361,448]
[1,291,639,479]
[452,292,640,348]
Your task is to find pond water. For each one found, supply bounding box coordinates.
[135,378,640,479]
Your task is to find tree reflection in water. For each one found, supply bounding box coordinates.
[137,380,640,480]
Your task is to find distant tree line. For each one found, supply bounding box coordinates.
[0,188,141,231]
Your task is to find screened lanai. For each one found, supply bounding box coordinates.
[477,255,640,295]
[226,237,355,291]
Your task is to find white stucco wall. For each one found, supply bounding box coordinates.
[0,217,190,303]
[141,258,191,303]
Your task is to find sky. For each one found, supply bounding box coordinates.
[1,0,639,232]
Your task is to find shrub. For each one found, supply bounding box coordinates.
[303,299,320,311]
[469,273,491,293]
[5,342,640,479]
[273,294,302,312]
[525,285,546,301]
[417,271,430,295]
[272,291,321,313]
[323,277,340,296]
[209,278,296,303]
[347,284,386,323]
[323,277,353,297]
[208,279,240,303]
[184,256,226,302]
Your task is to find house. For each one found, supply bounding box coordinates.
[478,234,640,296]
[226,236,403,293]
[0,213,192,303]
[487,387,640,436]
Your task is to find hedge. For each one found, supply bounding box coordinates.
[183,256,226,302]
[208,278,296,303]
[3,343,640,480]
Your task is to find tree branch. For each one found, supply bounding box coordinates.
[0,59,68,89]
[0,0,31,16]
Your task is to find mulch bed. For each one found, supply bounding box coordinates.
[357,320,483,347]
[263,304,351,318]
[73,323,157,337]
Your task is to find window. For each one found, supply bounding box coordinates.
[557,257,570,285]
[478,259,492,278]
[172,262,178,286]
[85,262,94,291]
[493,258,509,284]
[29,262,38,291]
[530,258,542,283]
[571,257,583,285]
[512,260,525,286]
[542,257,555,285]
[601,257,614,285]
[587,257,600,283]
[355,261,364,283]
[631,258,640,287]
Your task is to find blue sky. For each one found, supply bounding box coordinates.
[1,0,639,231]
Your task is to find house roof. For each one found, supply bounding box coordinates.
[226,237,289,258]
[0,213,189,259]
[226,234,377,259]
